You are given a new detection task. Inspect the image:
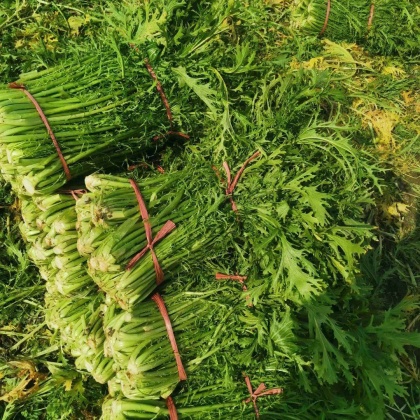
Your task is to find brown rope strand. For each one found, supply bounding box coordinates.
[144,59,173,127]
[319,0,331,36]
[9,83,71,181]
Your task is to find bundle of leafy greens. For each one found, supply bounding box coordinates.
[44,290,114,385]
[19,192,93,296]
[1,0,419,419]
[0,47,171,196]
[290,0,420,57]
[102,277,266,399]
[76,167,236,310]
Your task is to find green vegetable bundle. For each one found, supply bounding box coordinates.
[45,291,114,384]
[102,278,258,399]
[76,167,235,310]
[0,48,175,196]
[19,192,93,296]
[365,0,420,56]
[290,0,370,41]
[290,0,420,56]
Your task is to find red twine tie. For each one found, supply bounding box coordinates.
[58,188,87,199]
[166,396,178,420]
[152,293,187,381]
[215,273,252,307]
[222,151,260,213]
[127,163,165,174]
[144,58,173,127]
[244,376,283,419]
[126,179,176,286]
[319,0,331,36]
[9,82,71,181]
[129,46,189,141]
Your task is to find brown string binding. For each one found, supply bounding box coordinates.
[130,45,189,141]
[368,4,375,28]
[166,396,179,420]
[144,58,173,128]
[58,188,87,200]
[9,82,72,181]
[126,179,176,285]
[152,131,190,142]
[243,376,283,419]
[221,151,261,213]
[152,293,187,381]
[215,273,253,307]
[319,0,331,36]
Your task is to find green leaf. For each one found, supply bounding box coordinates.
[278,235,323,301]
[270,309,297,356]
[172,66,219,116]
[300,186,330,226]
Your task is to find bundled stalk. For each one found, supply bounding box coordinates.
[45,291,114,384]
[290,0,370,41]
[101,357,289,419]
[76,166,236,309]
[290,0,420,56]
[76,171,190,257]
[19,192,94,296]
[101,396,238,420]
[365,0,420,56]
[0,43,179,196]
[102,278,254,399]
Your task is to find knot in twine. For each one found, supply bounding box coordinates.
[126,179,176,286]
[221,151,260,213]
[215,273,252,307]
[244,376,283,419]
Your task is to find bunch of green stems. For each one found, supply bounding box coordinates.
[20,192,93,296]
[102,280,249,399]
[101,356,290,419]
[290,0,420,56]
[45,291,114,384]
[0,48,172,196]
[290,0,370,40]
[76,168,234,310]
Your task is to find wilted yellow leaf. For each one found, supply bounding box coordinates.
[386,202,410,218]
[64,379,73,391]
[401,91,414,106]
[382,65,406,79]
[14,39,24,48]
[68,16,86,36]
[363,109,399,150]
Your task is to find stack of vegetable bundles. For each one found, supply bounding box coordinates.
[1,0,419,418]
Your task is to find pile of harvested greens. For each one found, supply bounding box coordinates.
[0,0,419,419]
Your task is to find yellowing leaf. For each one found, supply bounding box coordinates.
[382,65,406,79]
[14,39,24,48]
[386,202,410,218]
[64,379,73,391]
[68,16,86,36]
[363,110,399,150]
[401,91,414,106]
